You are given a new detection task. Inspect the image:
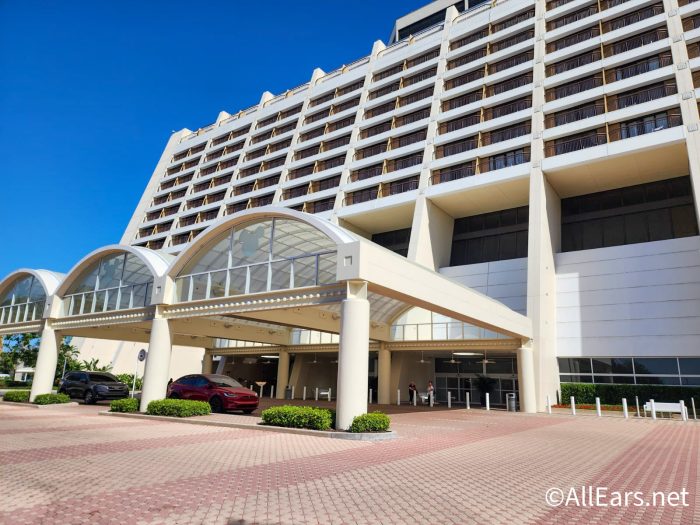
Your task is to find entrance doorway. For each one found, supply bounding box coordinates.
[434,355,518,407]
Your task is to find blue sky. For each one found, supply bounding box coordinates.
[0,0,427,278]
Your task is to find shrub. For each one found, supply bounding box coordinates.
[0,380,32,388]
[261,405,333,431]
[561,383,700,406]
[115,373,142,390]
[110,398,139,413]
[34,393,71,405]
[146,399,211,417]
[2,390,30,403]
[348,412,391,433]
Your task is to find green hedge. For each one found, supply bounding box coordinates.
[110,398,139,413]
[0,380,32,388]
[349,412,391,433]
[261,405,333,430]
[34,393,71,405]
[115,374,142,391]
[2,390,30,402]
[562,383,700,406]
[146,399,211,417]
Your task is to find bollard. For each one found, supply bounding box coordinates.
[429,391,434,408]
[302,386,307,401]
[680,400,688,422]
[546,394,552,415]
[447,391,452,409]
[650,399,657,420]
[315,387,319,401]
[622,398,629,419]
[570,396,576,416]
[485,393,490,411]
[259,385,264,398]
[270,385,274,399]
[635,396,640,418]
[466,392,471,410]
[291,386,295,400]
[595,397,602,417]
[327,388,332,402]
[692,398,697,420]
[413,391,417,406]
[368,388,372,404]
[397,389,401,406]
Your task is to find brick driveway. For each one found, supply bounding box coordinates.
[0,402,698,524]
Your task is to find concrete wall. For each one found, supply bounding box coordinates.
[555,236,700,357]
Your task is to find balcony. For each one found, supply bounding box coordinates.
[312,175,341,193]
[448,47,487,70]
[250,194,274,208]
[444,67,486,90]
[548,26,600,53]
[450,28,489,51]
[606,82,677,111]
[355,142,388,161]
[256,175,279,189]
[491,9,535,33]
[369,81,401,100]
[395,107,431,127]
[365,101,396,119]
[439,113,480,134]
[323,135,351,152]
[600,0,631,9]
[307,197,336,213]
[283,185,308,200]
[486,73,533,97]
[435,137,477,158]
[545,101,605,128]
[546,49,602,76]
[481,122,531,145]
[491,30,534,53]
[545,75,603,101]
[300,126,325,143]
[392,129,427,149]
[404,67,437,88]
[430,162,475,184]
[373,64,404,82]
[398,87,434,107]
[545,130,607,157]
[310,92,334,107]
[327,115,355,133]
[385,177,419,196]
[234,183,255,196]
[386,153,423,173]
[479,148,530,172]
[305,109,330,125]
[489,51,534,74]
[226,202,248,215]
[442,90,482,111]
[547,5,598,31]
[406,49,439,69]
[289,164,315,180]
[332,97,360,114]
[608,111,682,141]
[345,186,379,205]
[337,80,364,97]
[295,145,320,161]
[603,28,668,57]
[483,97,532,120]
[351,163,383,182]
[316,155,345,172]
[546,0,575,10]
[604,53,672,83]
[602,3,664,33]
[683,14,700,32]
[361,120,392,139]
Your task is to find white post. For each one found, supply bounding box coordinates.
[650,399,657,420]
[692,398,697,420]
[546,394,552,414]
[327,388,331,402]
[131,353,139,398]
[139,317,173,412]
[680,400,688,422]
[485,393,490,411]
[335,281,370,430]
[635,396,640,417]
[302,386,306,401]
[466,392,470,410]
[259,385,264,398]
[397,389,401,406]
[570,396,576,416]
[315,387,319,401]
[368,388,372,404]
[595,397,602,417]
[29,325,61,402]
[622,398,629,419]
[429,391,434,407]
[270,385,274,399]
[413,391,417,406]
[447,391,452,409]
[291,386,295,400]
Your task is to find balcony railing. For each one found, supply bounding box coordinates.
[373,64,404,82]
[403,67,437,87]
[442,90,482,111]
[64,282,152,317]
[607,82,677,111]
[489,51,534,74]
[392,129,427,149]
[283,185,308,200]
[448,47,487,70]
[386,153,423,172]
[491,30,534,53]
[604,53,672,83]
[603,28,668,57]
[486,73,533,97]
[548,26,600,53]
[479,148,530,172]
[608,112,682,141]
[289,164,315,180]
[365,101,396,119]
[481,122,531,145]
[483,98,531,120]
[327,115,355,133]
[0,300,45,325]
[369,81,401,100]
[683,14,700,32]
[450,28,489,50]
[547,5,598,31]
[351,164,383,182]
[545,131,607,157]
[439,113,481,134]
[491,9,534,33]
[386,177,419,195]
[600,0,631,9]
[545,75,603,101]
[430,162,476,184]
[406,49,440,69]
[546,0,575,10]
[307,198,336,213]
[395,107,431,127]
[545,102,605,128]
[312,175,341,193]
[602,3,664,33]
[361,120,392,139]
[345,187,379,205]
[355,142,388,161]
[444,67,486,90]
[546,49,602,76]
[398,87,434,107]
[435,137,477,158]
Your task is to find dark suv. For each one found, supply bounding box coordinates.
[59,371,130,404]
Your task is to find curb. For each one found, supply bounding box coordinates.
[0,400,80,409]
[99,411,397,441]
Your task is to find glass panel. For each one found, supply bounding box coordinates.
[272,218,335,259]
[679,358,700,375]
[122,254,153,285]
[132,283,149,308]
[175,277,191,302]
[11,276,32,304]
[94,290,107,312]
[248,264,269,294]
[83,293,94,314]
[118,286,133,309]
[317,253,336,285]
[34,302,44,319]
[558,358,592,373]
[592,357,633,374]
[594,375,635,384]
[15,304,26,322]
[293,256,317,287]
[486,358,515,374]
[681,377,700,386]
[105,289,119,311]
[180,231,232,276]
[633,357,678,375]
[559,374,593,383]
[231,221,272,267]
[70,295,83,316]
[270,260,292,290]
[97,254,125,290]
[229,267,247,295]
[66,264,99,295]
[209,270,228,298]
[635,375,680,385]
[191,274,208,301]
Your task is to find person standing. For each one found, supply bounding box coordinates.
[408,381,417,405]
[427,380,435,406]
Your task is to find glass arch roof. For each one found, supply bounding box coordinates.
[175,217,337,302]
[63,252,154,316]
[0,275,46,325]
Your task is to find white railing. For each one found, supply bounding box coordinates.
[391,321,509,341]
[0,300,45,325]
[174,251,337,303]
[63,282,152,316]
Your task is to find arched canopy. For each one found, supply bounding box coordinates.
[0,269,63,325]
[170,209,353,303]
[58,245,171,316]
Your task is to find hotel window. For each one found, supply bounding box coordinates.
[371,228,411,257]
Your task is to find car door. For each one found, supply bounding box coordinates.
[63,373,78,397]
[190,376,210,401]
[177,376,195,399]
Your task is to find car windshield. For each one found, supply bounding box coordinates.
[206,375,242,388]
[89,373,119,383]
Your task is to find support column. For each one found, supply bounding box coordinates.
[335,281,370,430]
[29,324,61,402]
[517,345,537,413]
[377,344,391,405]
[202,352,214,374]
[139,316,173,412]
[215,355,227,375]
[276,350,290,400]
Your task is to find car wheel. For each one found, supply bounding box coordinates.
[84,390,96,405]
[209,396,223,413]
[242,409,254,414]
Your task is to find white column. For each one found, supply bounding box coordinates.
[335,281,370,430]
[29,324,61,402]
[276,350,290,400]
[139,316,173,412]
[377,345,391,405]
[215,355,227,375]
[517,346,537,413]
[202,352,214,374]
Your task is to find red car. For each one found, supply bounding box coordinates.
[167,374,259,414]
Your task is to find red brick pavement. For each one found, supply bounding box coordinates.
[0,402,698,524]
